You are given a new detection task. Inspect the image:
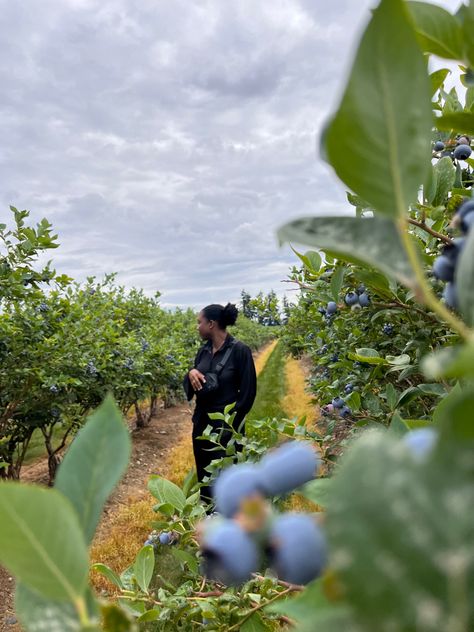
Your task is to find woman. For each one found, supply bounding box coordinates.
[183,302,257,510]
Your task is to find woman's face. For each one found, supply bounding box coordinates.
[197,310,214,339]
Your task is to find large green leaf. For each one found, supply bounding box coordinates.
[430,68,450,96]
[324,0,432,218]
[431,156,456,206]
[133,545,155,594]
[422,344,474,379]
[326,427,474,630]
[147,475,186,512]
[277,216,414,288]
[455,223,474,326]
[408,2,464,60]
[55,394,131,544]
[0,484,89,601]
[15,584,99,632]
[436,112,474,134]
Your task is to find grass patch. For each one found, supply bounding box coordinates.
[247,341,289,421]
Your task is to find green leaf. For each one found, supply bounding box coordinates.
[133,545,155,594]
[348,348,387,366]
[385,384,398,411]
[458,3,474,68]
[388,411,409,436]
[330,266,345,302]
[431,156,456,206]
[436,112,474,134]
[430,68,450,96]
[277,216,414,288]
[324,0,432,218]
[408,2,464,60]
[422,344,474,379]
[171,548,199,575]
[147,476,186,512]
[291,246,321,274]
[300,478,332,508]
[0,483,88,601]
[15,584,99,632]
[240,612,270,632]
[456,222,474,326]
[55,395,131,544]
[90,563,123,589]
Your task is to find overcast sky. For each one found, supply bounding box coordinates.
[0,0,463,309]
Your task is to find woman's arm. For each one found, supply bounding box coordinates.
[233,345,257,420]
[183,349,202,401]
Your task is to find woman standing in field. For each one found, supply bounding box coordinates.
[183,303,257,511]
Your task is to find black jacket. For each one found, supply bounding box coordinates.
[183,334,257,425]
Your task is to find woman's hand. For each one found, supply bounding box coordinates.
[189,368,206,391]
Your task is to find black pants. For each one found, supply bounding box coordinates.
[192,409,245,509]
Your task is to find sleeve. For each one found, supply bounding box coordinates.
[182,349,201,402]
[233,344,257,420]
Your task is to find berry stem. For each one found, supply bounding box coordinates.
[407,218,453,245]
[397,217,472,341]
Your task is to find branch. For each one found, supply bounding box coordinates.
[408,218,453,245]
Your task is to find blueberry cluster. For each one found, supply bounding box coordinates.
[85,360,98,377]
[141,339,150,352]
[434,135,472,161]
[344,285,370,309]
[144,530,173,549]
[49,384,59,394]
[123,357,134,370]
[39,302,49,313]
[198,441,327,586]
[321,394,352,419]
[432,198,474,309]
[382,323,394,336]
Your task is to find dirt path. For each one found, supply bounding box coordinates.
[0,341,277,630]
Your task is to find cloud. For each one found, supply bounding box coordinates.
[0,0,464,310]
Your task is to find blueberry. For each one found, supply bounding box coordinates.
[460,210,474,234]
[358,292,370,307]
[324,403,335,414]
[344,292,359,307]
[330,353,339,363]
[200,519,259,585]
[382,324,394,336]
[443,282,458,309]
[356,284,366,295]
[159,532,171,545]
[344,383,353,394]
[317,307,326,315]
[123,358,134,370]
[454,144,472,160]
[326,302,337,315]
[456,199,474,220]
[456,136,470,146]
[49,385,59,394]
[259,441,319,496]
[443,237,466,264]
[268,514,327,585]
[339,405,352,418]
[321,345,328,353]
[39,302,49,312]
[432,255,455,282]
[403,428,437,461]
[434,141,445,151]
[332,397,345,409]
[214,464,263,517]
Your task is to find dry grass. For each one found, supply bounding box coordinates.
[281,356,323,514]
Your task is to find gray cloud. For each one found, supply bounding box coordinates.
[0,0,463,309]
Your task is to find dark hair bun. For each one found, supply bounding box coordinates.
[223,302,238,327]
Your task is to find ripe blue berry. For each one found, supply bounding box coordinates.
[356,284,366,294]
[326,301,337,315]
[159,532,171,545]
[344,383,353,394]
[403,428,437,461]
[268,514,327,585]
[330,353,339,363]
[382,324,394,336]
[332,397,345,409]
[443,282,458,309]
[460,210,474,234]
[434,141,445,151]
[259,441,319,496]
[214,464,262,517]
[339,405,352,418]
[201,519,259,585]
[456,199,474,220]
[358,292,370,307]
[344,292,359,307]
[454,144,472,160]
[432,255,455,282]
